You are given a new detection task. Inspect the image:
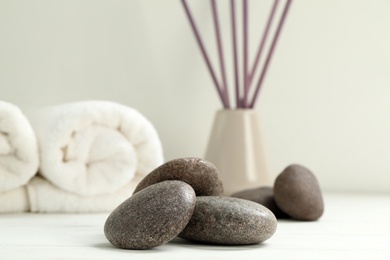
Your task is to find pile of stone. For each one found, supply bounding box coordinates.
[104,158,323,250]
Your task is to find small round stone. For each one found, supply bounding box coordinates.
[104,181,196,249]
[231,187,288,219]
[274,164,324,221]
[133,157,223,196]
[179,196,277,245]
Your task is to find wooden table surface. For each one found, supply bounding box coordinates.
[1,193,389,260]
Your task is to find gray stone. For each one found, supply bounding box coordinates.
[104,181,196,249]
[179,196,277,245]
[274,164,324,221]
[133,157,223,196]
[231,186,289,219]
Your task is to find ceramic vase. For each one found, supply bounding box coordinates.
[205,109,271,195]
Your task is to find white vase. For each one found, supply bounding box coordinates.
[205,109,271,195]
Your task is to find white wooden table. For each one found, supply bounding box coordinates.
[1,193,389,260]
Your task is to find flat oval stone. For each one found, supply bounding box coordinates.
[231,186,288,219]
[274,164,324,221]
[133,157,223,196]
[104,181,196,249]
[179,196,277,245]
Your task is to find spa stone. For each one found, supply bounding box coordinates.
[179,196,277,245]
[274,164,324,221]
[231,186,288,218]
[133,157,223,196]
[104,181,196,249]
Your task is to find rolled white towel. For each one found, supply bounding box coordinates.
[0,101,39,193]
[27,176,142,213]
[28,100,163,197]
[0,187,30,213]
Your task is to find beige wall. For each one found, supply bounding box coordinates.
[1,0,390,193]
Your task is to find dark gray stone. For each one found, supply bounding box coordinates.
[274,164,324,221]
[104,181,196,249]
[133,157,223,196]
[179,196,277,245]
[231,186,289,219]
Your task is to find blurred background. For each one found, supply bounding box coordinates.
[1,0,390,193]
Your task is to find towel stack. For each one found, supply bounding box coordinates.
[0,100,163,213]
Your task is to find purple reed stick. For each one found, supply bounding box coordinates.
[242,0,249,108]
[211,0,230,109]
[230,0,240,108]
[249,0,293,108]
[248,0,279,85]
[181,0,228,108]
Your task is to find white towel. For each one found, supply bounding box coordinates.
[27,100,163,212]
[0,101,38,212]
[0,187,30,213]
[27,176,142,213]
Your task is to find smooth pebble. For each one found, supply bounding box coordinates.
[104,181,196,249]
[231,186,289,218]
[274,164,324,221]
[179,196,277,245]
[133,157,223,196]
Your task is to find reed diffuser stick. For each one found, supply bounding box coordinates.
[230,0,240,108]
[249,0,292,108]
[211,0,231,108]
[248,0,279,85]
[181,0,229,108]
[242,0,249,108]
